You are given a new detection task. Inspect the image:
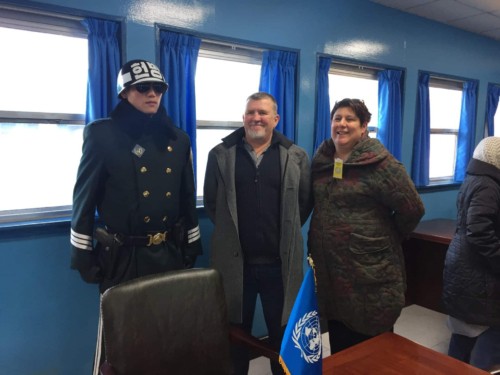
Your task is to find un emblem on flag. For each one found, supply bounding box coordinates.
[292,310,322,363]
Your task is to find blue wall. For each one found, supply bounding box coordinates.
[2,0,500,373]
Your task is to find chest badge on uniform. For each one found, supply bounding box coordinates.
[132,144,146,158]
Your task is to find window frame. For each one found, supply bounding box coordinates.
[196,39,263,131]
[427,75,464,184]
[0,5,88,225]
[193,37,265,203]
[328,60,382,136]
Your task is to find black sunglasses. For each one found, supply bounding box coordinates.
[134,82,168,95]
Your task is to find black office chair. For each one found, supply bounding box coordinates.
[99,268,278,375]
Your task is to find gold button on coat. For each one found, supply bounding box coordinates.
[143,191,150,198]
[140,166,148,173]
[144,216,151,223]
[166,192,172,198]
[167,146,173,152]
[166,168,172,174]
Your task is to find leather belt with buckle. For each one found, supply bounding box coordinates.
[112,231,169,247]
[147,232,167,246]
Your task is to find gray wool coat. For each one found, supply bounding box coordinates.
[203,127,312,325]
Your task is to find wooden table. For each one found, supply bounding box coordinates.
[409,219,456,245]
[322,332,488,374]
[403,218,456,313]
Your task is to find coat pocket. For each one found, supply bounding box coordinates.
[348,232,401,284]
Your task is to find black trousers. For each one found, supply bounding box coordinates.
[232,263,285,375]
[328,319,382,354]
[98,241,184,293]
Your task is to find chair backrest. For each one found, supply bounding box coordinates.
[100,268,233,375]
[488,364,500,374]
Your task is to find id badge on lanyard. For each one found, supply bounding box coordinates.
[333,158,343,179]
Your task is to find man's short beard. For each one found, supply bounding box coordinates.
[246,128,265,140]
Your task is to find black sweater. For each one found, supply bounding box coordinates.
[235,139,281,264]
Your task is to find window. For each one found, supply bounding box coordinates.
[328,62,379,137]
[495,98,500,136]
[0,7,88,223]
[195,41,261,197]
[428,77,463,182]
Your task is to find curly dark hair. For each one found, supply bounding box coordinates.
[330,98,372,125]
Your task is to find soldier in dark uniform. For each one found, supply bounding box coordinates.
[70,59,202,374]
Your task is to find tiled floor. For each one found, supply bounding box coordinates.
[248,304,451,375]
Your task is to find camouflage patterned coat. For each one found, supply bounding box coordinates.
[308,137,424,336]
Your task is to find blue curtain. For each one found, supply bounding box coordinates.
[314,56,332,153]
[454,81,478,182]
[411,72,430,186]
[259,50,298,141]
[81,18,121,124]
[486,83,500,136]
[377,70,403,160]
[159,30,200,176]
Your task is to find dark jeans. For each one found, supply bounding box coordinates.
[328,319,381,354]
[232,263,285,375]
[448,328,500,370]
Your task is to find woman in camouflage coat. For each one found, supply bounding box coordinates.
[308,99,424,354]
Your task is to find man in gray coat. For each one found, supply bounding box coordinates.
[204,92,312,374]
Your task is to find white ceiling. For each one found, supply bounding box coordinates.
[369,0,500,41]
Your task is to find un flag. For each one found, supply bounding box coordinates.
[279,267,322,375]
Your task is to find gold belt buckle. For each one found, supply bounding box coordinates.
[147,232,167,246]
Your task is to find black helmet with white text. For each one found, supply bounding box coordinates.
[116,59,168,97]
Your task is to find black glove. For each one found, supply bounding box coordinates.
[71,250,103,284]
[183,255,197,269]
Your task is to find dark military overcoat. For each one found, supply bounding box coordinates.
[70,100,201,292]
